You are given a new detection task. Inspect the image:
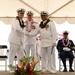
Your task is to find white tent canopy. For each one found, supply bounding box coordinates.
[0,0,75,24]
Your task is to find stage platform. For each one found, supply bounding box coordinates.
[0,71,75,75]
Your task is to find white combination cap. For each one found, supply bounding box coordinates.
[27,11,33,16]
[40,11,49,16]
[17,8,25,13]
[63,30,69,35]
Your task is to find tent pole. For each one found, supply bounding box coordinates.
[49,0,74,17]
[19,0,40,14]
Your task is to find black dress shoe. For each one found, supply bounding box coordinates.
[69,68,74,72]
[63,69,67,72]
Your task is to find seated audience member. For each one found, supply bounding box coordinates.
[57,31,74,72]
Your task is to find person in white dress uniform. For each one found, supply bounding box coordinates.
[25,11,57,73]
[24,11,37,57]
[8,8,25,71]
[39,11,57,73]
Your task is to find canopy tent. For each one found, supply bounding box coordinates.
[0,0,75,24]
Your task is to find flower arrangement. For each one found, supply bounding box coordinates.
[9,56,39,75]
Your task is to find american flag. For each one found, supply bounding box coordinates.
[58,33,63,40]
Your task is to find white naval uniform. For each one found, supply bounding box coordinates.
[24,21,37,57]
[8,19,25,65]
[25,20,57,72]
[39,21,57,72]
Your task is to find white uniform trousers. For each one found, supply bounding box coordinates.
[9,43,24,65]
[51,47,56,70]
[24,44,36,57]
[41,46,56,71]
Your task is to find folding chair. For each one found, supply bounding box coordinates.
[7,50,17,65]
[0,45,8,71]
[59,51,75,71]
[59,57,69,71]
[71,47,75,70]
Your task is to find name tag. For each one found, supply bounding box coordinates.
[63,47,71,51]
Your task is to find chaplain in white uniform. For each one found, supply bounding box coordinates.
[24,11,37,57]
[8,8,25,70]
[25,11,57,73]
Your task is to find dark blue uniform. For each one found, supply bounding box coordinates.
[57,39,74,70]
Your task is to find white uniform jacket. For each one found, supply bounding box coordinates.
[24,23,38,45]
[25,21,57,47]
[8,19,25,45]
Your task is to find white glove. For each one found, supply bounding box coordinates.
[24,31,29,36]
[63,47,71,51]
